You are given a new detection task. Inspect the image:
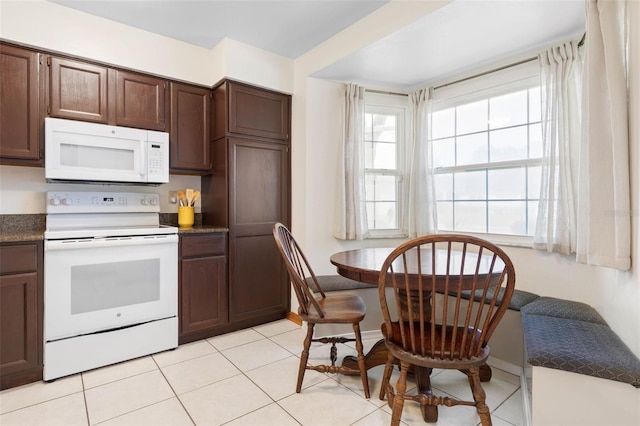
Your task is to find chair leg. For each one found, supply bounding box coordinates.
[352,322,370,398]
[390,360,409,426]
[297,323,314,393]
[353,323,369,399]
[379,351,395,400]
[468,366,492,426]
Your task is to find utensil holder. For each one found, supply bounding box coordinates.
[178,206,194,227]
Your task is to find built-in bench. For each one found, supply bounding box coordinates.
[520,297,640,426]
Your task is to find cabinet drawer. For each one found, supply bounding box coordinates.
[181,234,226,258]
[0,244,38,274]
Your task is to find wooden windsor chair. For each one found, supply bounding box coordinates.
[377,234,516,426]
[272,223,370,398]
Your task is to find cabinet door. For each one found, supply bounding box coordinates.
[0,273,39,378]
[0,44,41,162]
[228,82,290,140]
[116,71,166,131]
[48,57,109,123]
[180,256,227,337]
[228,137,290,323]
[170,82,211,172]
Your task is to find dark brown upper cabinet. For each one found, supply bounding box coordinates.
[47,56,110,124]
[0,44,43,165]
[214,81,290,141]
[116,70,166,131]
[169,82,211,173]
[46,56,167,131]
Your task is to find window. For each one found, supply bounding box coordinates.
[363,94,407,237]
[432,78,542,237]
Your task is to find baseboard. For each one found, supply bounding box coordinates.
[486,356,521,376]
[520,367,532,426]
[286,311,302,325]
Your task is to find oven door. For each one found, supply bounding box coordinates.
[44,234,178,341]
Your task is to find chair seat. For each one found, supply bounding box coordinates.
[382,321,488,365]
[299,294,366,324]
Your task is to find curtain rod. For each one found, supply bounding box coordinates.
[365,89,408,97]
[434,32,585,91]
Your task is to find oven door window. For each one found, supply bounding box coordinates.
[71,258,160,314]
[44,236,177,341]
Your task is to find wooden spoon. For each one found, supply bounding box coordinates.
[186,188,194,207]
[190,190,200,206]
[177,189,187,207]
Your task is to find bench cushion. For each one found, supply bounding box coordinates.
[522,314,640,387]
[461,288,539,311]
[520,297,607,325]
[306,275,372,292]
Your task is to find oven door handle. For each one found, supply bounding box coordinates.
[45,234,178,251]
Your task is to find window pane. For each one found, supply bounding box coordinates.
[529,123,542,159]
[435,173,453,200]
[373,114,396,142]
[529,86,541,123]
[370,175,397,200]
[367,201,397,229]
[488,201,526,235]
[365,113,373,141]
[437,201,453,231]
[527,166,541,200]
[433,138,455,168]
[455,170,486,200]
[364,141,373,168]
[490,90,528,129]
[490,126,528,162]
[432,108,455,139]
[456,133,488,166]
[372,142,396,169]
[488,168,526,199]
[527,200,539,236]
[456,100,488,135]
[454,201,486,232]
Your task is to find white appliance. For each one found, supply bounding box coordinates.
[45,117,169,185]
[43,191,178,381]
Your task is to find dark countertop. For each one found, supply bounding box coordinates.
[0,214,228,243]
[176,225,229,234]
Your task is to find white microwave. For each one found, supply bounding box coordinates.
[45,117,169,185]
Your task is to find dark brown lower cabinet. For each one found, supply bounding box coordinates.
[179,233,227,344]
[0,242,43,390]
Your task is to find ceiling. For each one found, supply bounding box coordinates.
[48,0,585,90]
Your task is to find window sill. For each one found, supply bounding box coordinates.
[436,231,534,249]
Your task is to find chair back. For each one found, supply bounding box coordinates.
[378,234,516,361]
[273,223,326,318]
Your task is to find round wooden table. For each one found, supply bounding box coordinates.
[330,247,495,422]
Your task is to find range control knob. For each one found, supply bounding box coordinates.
[149,198,158,206]
[61,198,72,206]
[140,198,148,206]
[50,198,61,206]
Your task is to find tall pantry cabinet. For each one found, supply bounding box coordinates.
[202,80,291,330]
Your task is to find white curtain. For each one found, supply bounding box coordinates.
[533,41,582,254]
[333,83,368,240]
[404,88,437,237]
[576,0,630,270]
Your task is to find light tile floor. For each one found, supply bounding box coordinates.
[0,319,526,426]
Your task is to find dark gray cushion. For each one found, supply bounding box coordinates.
[522,314,640,387]
[460,288,539,311]
[520,297,607,325]
[306,275,372,292]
